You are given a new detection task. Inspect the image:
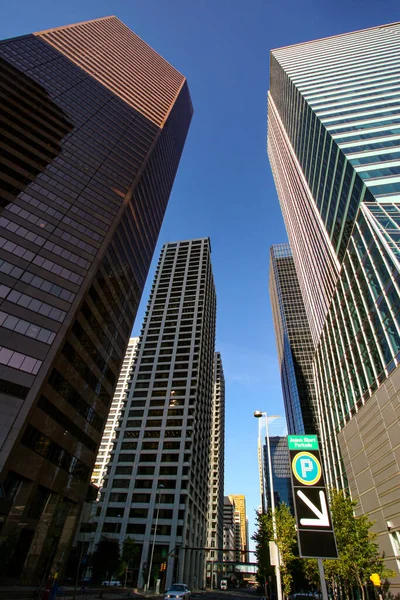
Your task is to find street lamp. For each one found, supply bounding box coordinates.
[254,411,282,600]
[147,483,165,591]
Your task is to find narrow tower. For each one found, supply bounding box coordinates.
[206,353,225,582]
[91,337,140,488]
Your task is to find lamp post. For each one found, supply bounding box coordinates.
[254,411,282,600]
[147,483,165,591]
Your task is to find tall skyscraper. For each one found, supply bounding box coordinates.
[223,496,236,563]
[263,436,293,512]
[268,23,400,582]
[93,238,217,590]
[206,353,225,566]
[91,337,139,488]
[0,16,192,584]
[228,495,248,563]
[269,243,317,435]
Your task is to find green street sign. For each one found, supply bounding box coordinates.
[288,435,319,451]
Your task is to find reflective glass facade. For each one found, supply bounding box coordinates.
[269,244,317,435]
[0,17,192,584]
[263,436,293,512]
[268,23,400,490]
[315,203,400,488]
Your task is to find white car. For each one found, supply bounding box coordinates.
[102,580,122,586]
[164,583,191,600]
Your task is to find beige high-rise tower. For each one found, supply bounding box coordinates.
[228,495,248,562]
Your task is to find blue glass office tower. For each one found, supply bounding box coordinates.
[268,23,400,584]
[269,244,317,435]
[263,436,293,512]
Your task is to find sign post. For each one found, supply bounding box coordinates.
[288,435,338,600]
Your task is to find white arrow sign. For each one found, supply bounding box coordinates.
[297,490,330,527]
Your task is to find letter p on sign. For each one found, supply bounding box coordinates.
[300,459,313,479]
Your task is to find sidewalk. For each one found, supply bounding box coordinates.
[0,587,148,600]
[0,586,207,600]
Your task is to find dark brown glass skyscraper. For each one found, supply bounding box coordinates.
[0,16,192,584]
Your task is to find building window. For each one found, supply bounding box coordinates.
[389,530,400,571]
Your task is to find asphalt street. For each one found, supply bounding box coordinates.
[0,587,262,600]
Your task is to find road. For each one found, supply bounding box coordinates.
[0,585,262,600]
[192,590,260,600]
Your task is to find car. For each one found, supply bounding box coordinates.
[164,583,191,600]
[220,580,228,590]
[102,580,122,586]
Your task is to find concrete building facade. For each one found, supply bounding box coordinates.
[0,16,192,584]
[92,238,217,590]
[206,353,225,567]
[227,495,248,563]
[223,496,236,563]
[91,337,139,488]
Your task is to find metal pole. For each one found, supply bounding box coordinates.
[258,417,267,512]
[318,559,328,600]
[147,486,162,591]
[265,413,282,600]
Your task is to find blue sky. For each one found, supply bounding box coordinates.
[2,0,400,548]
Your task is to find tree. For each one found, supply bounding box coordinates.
[327,489,395,600]
[119,537,140,585]
[252,509,275,590]
[302,559,319,589]
[91,537,120,583]
[252,504,297,596]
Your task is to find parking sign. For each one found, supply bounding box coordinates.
[288,435,338,559]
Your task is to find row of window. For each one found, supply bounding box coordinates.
[6,201,53,231]
[101,522,174,536]
[62,341,112,406]
[21,424,90,481]
[0,234,35,262]
[32,254,83,285]
[0,345,42,375]
[0,215,46,248]
[48,368,104,431]
[0,310,56,345]
[37,395,97,452]
[44,240,90,270]
[18,191,64,221]
[2,287,66,322]
[71,320,116,387]
[21,270,75,302]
